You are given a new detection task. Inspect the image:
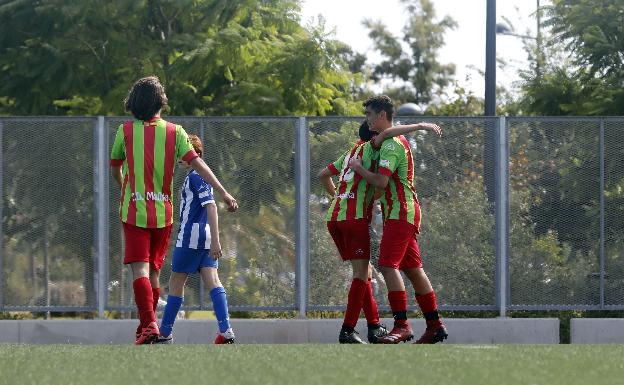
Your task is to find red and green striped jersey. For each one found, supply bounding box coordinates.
[110,117,198,228]
[326,140,379,222]
[377,135,419,225]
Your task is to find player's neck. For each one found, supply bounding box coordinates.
[377,121,393,133]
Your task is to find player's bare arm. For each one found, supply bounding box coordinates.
[372,122,442,148]
[349,158,390,189]
[111,165,123,190]
[207,203,222,260]
[190,157,238,212]
[317,167,336,196]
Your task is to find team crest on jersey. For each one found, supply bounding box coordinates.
[379,159,390,168]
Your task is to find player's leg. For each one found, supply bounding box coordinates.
[403,264,448,344]
[375,220,415,344]
[130,261,155,332]
[363,263,388,343]
[200,253,234,344]
[135,225,171,344]
[340,258,369,344]
[328,220,367,344]
[131,261,160,344]
[156,246,202,343]
[123,223,159,344]
[149,268,160,314]
[156,271,188,343]
[379,266,412,340]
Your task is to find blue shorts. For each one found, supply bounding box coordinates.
[171,247,218,273]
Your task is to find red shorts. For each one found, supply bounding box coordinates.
[327,219,370,261]
[122,223,172,271]
[378,219,422,270]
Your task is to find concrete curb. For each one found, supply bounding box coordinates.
[0,318,559,344]
[570,318,624,344]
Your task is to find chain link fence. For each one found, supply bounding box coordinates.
[1,117,96,312]
[1,116,622,316]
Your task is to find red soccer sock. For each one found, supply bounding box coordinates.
[362,278,380,326]
[343,278,367,328]
[133,277,155,328]
[388,290,408,328]
[152,287,161,313]
[416,290,442,329]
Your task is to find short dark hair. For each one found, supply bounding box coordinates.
[363,95,394,121]
[358,120,374,142]
[124,76,168,121]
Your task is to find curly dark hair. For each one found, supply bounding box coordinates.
[363,95,394,122]
[124,76,168,121]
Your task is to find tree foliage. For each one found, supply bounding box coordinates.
[0,0,361,116]
[363,0,456,106]
[521,0,624,115]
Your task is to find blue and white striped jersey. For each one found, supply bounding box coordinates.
[175,170,215,249]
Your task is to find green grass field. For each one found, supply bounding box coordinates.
[1,344,623,385]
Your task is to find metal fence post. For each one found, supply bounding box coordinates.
[0,119,3,312]
[95,116,109,318]
[495,116,509,317]
[295,117,309,318]
[600,118,605,308]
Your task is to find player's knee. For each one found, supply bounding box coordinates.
[130,262,149,279]
[167,272,187,295]
[351,260,369,280]
[201,268,221,289]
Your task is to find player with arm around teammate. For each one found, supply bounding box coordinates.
[350,95,448,344]
[155,135,235,344]
[110,76,237,345]
[317,119,441,344]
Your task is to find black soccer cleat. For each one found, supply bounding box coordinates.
[153,334,173,344]
[339,328,367,344]
[367,324,389,344]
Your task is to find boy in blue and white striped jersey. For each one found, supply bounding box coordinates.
[156,134,235,344]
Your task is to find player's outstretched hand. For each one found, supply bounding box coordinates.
[223,193,238,212]
[420,122,442,137]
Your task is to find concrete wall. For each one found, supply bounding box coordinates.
[570,318,624,344]
[0,318,559,344]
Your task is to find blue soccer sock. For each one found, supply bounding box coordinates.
[210,287,231,333]
[159,295,183,337]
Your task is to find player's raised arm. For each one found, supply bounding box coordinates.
[189,157,238,212]
[371,122,442,149]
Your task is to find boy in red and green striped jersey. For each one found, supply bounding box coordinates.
[350,95,448,344]
[318,120,442,344]
[110,76,237,345]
